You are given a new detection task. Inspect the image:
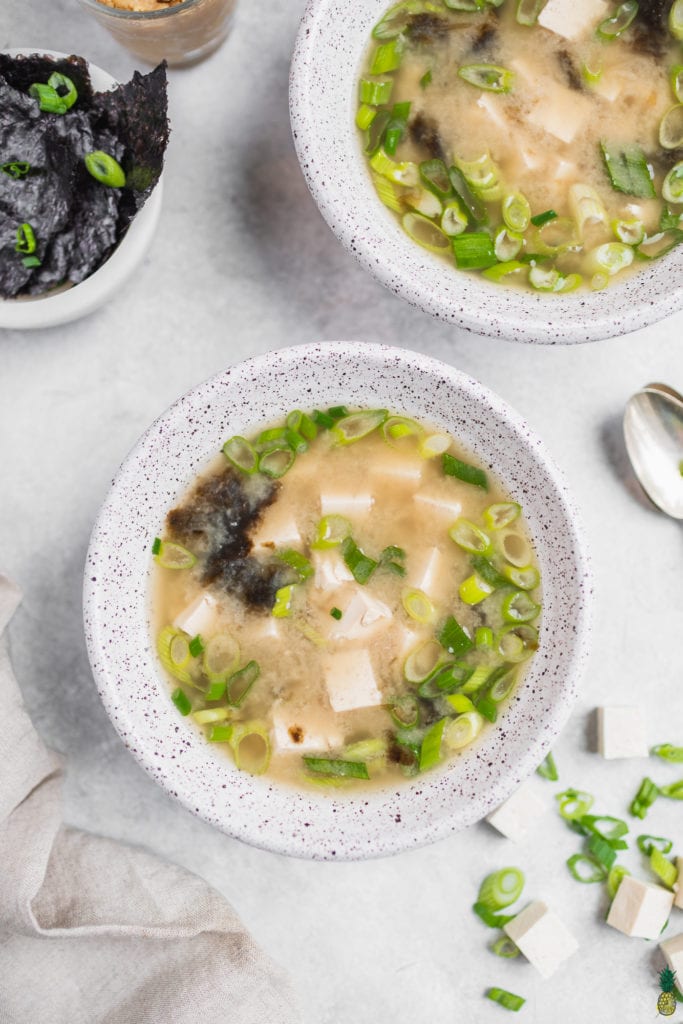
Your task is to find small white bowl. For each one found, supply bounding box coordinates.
[289,1,683,345]
[84,342,591,860]
[0,50,163,330]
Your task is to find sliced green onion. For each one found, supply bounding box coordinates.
[670,0,683,38]
[586,242,634,276]
[448,166,488,225]
[420,68,433,88]
[476,695,498,723]
[600,141,655,198]
[371,150,420,187]
[569,183,607,236]
[29,82,67,114]
[151,537,162,555]
[607,864,630,899]
[582,60,603,85]
[1,161,31,179]
[382,415,422,445]
[597,0,638,39]
[284,428,308,454]
[154,540,196,569]
[484,503,521,530]
[663,163,683,204]
[331,409,387,445]
[493,230,523,263]
[557,788,594,820]
[613,218,645,246]
[372,172,403,213]
[328,407,350,420]
[223,436,258,474]
[489,669,517,703]
[442,452,488,490]
[460,664,493,696]
[536,751,559,781]
[651,743,683,763]
[404,187,442,219]
[476,626,494,649]
[390,694,420,728]
[188,634,204,658]
[404,639,444,682]
[587,833,617,870]
[486,988,525,1013]
[402,588,436,623]
[226,660,260,707]
[419,717,447,771]
[578,815,628,845]
[660,779,683,799]
[497,530,532,568]
[671,64,683,102]
[637,834,673,855]
[365,110,392,156]
[371,38,404,74]
[635,230,683,261]
[630,777,659,818]
[15,222,36,255]
[449,519,492,555]
[203,633,240,681]
[204,679,227,701]
[21,254,41,268]
[502,192,530,233]
[497,625,538,662]
[477,867,525,910]
[272,583,296,618]
[502,565,539,590]
[330,606,342,620]
[458,64,514,93]
[419,662,473,698]
[445,693,477,714]
[444,711,485,751]
[312,514,351,549]
[208,724,234,743]
[459,573,495,605]
[502,590,539,624]
[359,77,394,106]
[303,756,369,780]
[530,209,557,228]
[650,848,678,888]
[384,100,412,155]
[403,211,451,253]
[171,687,192,716]
[356,103,377,131]
[567,853,607,883]
[157,626,193,685]
[258,445,295,479]
[437,615,474,657]
[490,937,520,959]
[47,72,78,110]
[229,721,271,774]
[516,0,546,23]
[341,537,378,584]
[193,706,232,725]
[277,549,314,581]
[473,903,517,928]
[440,200,469,237]
[372,0,434,39]
[419,158,453,201]
[84,150,126,188]
[419,433,451,458]
[452,231,497,270]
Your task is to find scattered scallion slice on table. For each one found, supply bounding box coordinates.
[486,988,526,1012]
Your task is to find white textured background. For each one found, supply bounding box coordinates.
[2,2,682,1020]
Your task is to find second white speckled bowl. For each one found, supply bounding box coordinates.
[289,0,683,345]
[84,341,591,860]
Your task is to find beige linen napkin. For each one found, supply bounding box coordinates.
[0,574,299,1024]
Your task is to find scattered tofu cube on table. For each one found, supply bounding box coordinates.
[173,594,218,637]
[537,0,609,40]
[323,648,383,713]
[504,901,579,978]
[661,933,683,979]
[607,876,674,939]
[486,781,546,843]
[597,706,648,759]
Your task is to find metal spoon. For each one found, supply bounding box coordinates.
[623,383,683,519]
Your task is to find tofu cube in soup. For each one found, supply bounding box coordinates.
[323,649,383,713]
[173,593,217,637]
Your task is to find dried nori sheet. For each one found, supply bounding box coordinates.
[0,53,169,299]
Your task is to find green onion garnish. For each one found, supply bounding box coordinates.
[459,573,495,605]
[637,834,672,855]
[473,903,517,928]
[516,0,545,23]
[530,209,558,228]
[208,724,234,743]
[671,0,683,37]
[151,537,161,556]
[600,142,655,199]
[652,743,683,763]
[420,68,433,88]
[222,436,258,474]
[384,101,411,155]
[29,82,68,114]
[452,231,497,270]
[312,514,352,549]
[607,864,630,899]
[458,63,514,93]
[486,988,526,1013]
[332,409,388,445]
[630,777,659,818]
[536,751,559,781]
[650,848,678,888]
[502,192,531,234]
[272,584,296,618]
[475,626,494,649]
[341,537,378,584]
[577,815,628,846]
[502,591,540,624]
[556,788,594,820]
[1,161,31,179]
[226,660,260,707]
[390,694,419,729]
[84,150,127,188]
[371,38,404,75]
[258,445,295,479]
[154,540,196,570]
[477,696,498,723]
[660,779,683,799]
[419,717,447,771]
[171,687,192,716]
[330,606,342,620]
[15,222,36,255]
[419,158,453,201]
[312,409,336,430]
[47,72,78,110]
[21,255,41,268]
[277,549,314,581]
[490,937,520,959]
[204,680,227,702]
[359,78,394,106]
[567,852,607,883]
[597,0,638,38]
[470,555,508,588]
[437,615,474,657]
[188,634,204,658]
[380,544,407,576]
[303,756,370,780]
[587,833,617,871]
[449,519,492,555]
[477,867,525,910]
[442,452,488,490]
[402,588,436,622]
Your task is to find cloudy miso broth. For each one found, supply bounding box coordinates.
[357,0,682,293]
[151,408,541,790]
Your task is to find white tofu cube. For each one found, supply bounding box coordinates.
[329,587,392,641]
[597,706,648,759]
[251,616,282,641]
[607,876,674,940]
[311,550,354,591]
[271,705,343,753]
[409,547,446,598]
[250,505,301,552]
[476,93,507,131]
[323,648,383,713]
[527,88,590,144]
[538,0,609,40]
[554,158,577,181]
[593,72,623,102]
[172,594,218,637]
[486,781,546,843]
[661,933,683,980]
[674,857,683,910]
[369,454,423,486]
[413,489,462,522]
[504,901,578,979]
[319,490,373,517]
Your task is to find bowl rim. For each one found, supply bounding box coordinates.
[83,340,592,860]
[288,0,683,345]
[0,49,163,330]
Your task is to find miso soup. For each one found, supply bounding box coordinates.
[357,0,683,293]
[151,408,542,789]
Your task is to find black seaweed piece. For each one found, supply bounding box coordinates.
[629,21,667,56]
[0,55,168,299]
[636,0,669,29]
[167,467,292,611]
[471,19,498,53]
[406,13,451,43]
[409,112,448,163]
[556,47,583,91]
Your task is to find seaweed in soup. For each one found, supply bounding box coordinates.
[630,0,670,56]
[556,48,583,92]
[470,19,498,53]
[409,112,448,163]
[637,0,670,29]
[405,13,451,43]
[0,54,168,299]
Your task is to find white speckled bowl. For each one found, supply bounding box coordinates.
[84,342,591,860]
[289,2,683,345]
[0,50,163,331]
